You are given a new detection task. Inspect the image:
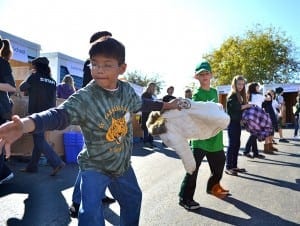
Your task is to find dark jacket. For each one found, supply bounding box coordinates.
[20,72,56,114]
[0,57,15,120]
[227,93,242,122]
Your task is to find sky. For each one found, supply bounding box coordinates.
[0,0,300,97]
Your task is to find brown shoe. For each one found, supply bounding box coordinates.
[263,143,274,154]
[50,162,65,176]
[208,184,230,198]
[216,183,229,193]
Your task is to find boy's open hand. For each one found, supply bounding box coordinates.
[0,115,24,158]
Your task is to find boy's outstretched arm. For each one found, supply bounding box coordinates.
[0,115,35,158]
[0,108,70,158]
[140,98,181,112]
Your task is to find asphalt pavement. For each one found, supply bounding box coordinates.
[1,129,299,226]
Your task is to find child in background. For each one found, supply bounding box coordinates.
[243,82,265,159]
[57,74,76,99]
[178,60,229,211]
[225,75,252,176]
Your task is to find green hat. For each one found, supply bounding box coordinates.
[195,60,211,74]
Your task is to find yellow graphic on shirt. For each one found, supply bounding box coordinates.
[106,117,128,144]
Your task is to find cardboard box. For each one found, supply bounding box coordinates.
[132,113,143,138]
[10,94,81,157]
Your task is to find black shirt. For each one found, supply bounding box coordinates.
[20,72,56,114]
[0,57,15,120]
[162,95,176,102]
[82,59,92,88]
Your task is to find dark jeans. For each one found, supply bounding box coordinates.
[179,148,226,201]
[245,134,258,155]
[226,120,241,170]
[294,115,299,136]
[141,112,153,144]
[26,132,63,171]
[0,118,12,179]
[0,152,12,179]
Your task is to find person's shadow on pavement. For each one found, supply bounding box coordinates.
[188,196,298,226]
[0,160,120,226]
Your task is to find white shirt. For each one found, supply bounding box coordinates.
[249,93,264,107]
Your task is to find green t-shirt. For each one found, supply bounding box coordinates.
[60,80,142,176]
[190,87,224,152]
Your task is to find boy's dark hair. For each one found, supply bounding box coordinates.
[89,38,125,65]
[89,31,112,43]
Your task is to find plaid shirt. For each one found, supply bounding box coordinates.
[241,106,273,141]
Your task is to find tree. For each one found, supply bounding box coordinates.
[204,24,300,86]
[124,70,165,95]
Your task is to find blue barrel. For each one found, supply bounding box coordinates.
[63,131,84,163]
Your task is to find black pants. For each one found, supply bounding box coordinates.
[179,148,225,201]
[245,134,258,155]
[0,118,12,179]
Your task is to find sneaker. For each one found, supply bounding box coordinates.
[243,152,253,158]
[225,169,238,176]
[279,138,289,143]
[179,198,201,210]
[144,142,155,149]
[253,154,265,159]
[232,167,246,173]
[102,196,116,205]
[50,162,65,176]
[69,202,79,218]
[0,172,14,184]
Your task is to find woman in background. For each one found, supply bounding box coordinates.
[225,75,252,176]
[0,38,16,184]
[243,82,265,159]
[57,74,76,99]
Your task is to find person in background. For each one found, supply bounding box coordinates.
[0,37,180,226]
[275,87,289,143]
[82,31,112,87]
[0,37,16,184]
[225,75,252,176]
[268,89,280,145]
[141,82,157,148]
[162,86,176,102]
[262,90,278,153]
[19,57,65,176]
[293,94,300,138]
[178,60,229,211]
[243,82,265,159]
[70,31,115,218]
[57,74,76,99]
[185,88,193,99]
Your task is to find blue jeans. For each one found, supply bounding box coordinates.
[26,132,63,171]
[78,166,142,226]
[226,120,241,169]
[72,171,109,204]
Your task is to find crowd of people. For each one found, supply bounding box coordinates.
[0,31,299,225]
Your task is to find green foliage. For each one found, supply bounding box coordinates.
[124,70,165,95]
[204,24,300,86]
